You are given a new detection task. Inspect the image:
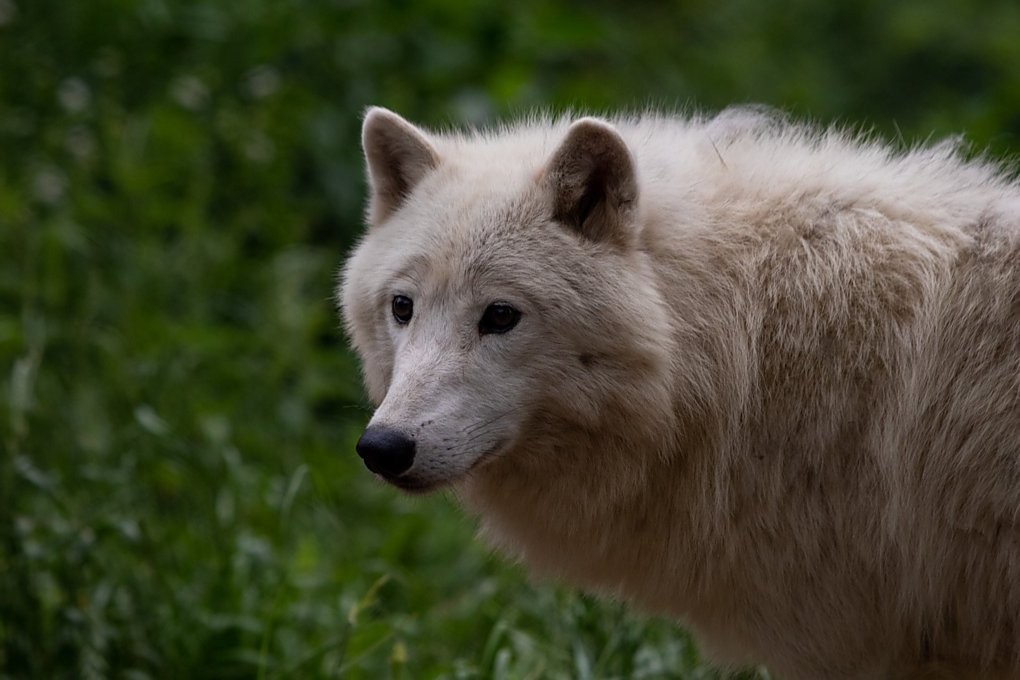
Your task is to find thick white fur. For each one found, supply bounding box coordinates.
[340,106,1020,679]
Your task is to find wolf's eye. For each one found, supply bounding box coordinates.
[392,295,414,324]
[479,303,520,335]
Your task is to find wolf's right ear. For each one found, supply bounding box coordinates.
[362,107,440,223]
[544,118,638,247]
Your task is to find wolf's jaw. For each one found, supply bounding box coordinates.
[385,439,509,495]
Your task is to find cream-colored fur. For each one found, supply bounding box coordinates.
[340,106,1020,679]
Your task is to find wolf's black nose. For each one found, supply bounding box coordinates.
[356,426,416,478]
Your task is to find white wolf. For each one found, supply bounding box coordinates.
[339,106,1020,679]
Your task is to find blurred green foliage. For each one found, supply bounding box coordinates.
[0,0,1017,677]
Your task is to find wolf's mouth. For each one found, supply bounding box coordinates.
[387,440,507,495]
[388,476,439,495]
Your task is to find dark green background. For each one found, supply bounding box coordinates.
[2,0,1018,677]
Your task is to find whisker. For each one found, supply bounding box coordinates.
[461,406,524,437]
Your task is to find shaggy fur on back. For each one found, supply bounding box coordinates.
[340,107,1020,679]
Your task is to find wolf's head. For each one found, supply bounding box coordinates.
[339,108,674,493]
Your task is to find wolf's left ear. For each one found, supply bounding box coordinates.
[362,107,440,223]
[544,118,638,247]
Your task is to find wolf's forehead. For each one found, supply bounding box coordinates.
[427,157,541,210]
[385,154,551,291]
[424,213,538,276]
[414,171,545,243]
[393,199,548,294]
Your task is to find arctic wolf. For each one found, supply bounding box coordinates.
[339,106,1020,679]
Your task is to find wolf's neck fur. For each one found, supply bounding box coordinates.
[456,398,721,614]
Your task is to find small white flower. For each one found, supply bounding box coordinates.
[58,77,91,113]
[246,65,281,99]
[0,0,18,27]
[170,75,209,111]
[66,126,97,162]
[32,167,67,205]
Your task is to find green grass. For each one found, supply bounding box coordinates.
[0,194,753,677]
[0,203,745,677]
[0,3,764,671]
[2,0,1017,676]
